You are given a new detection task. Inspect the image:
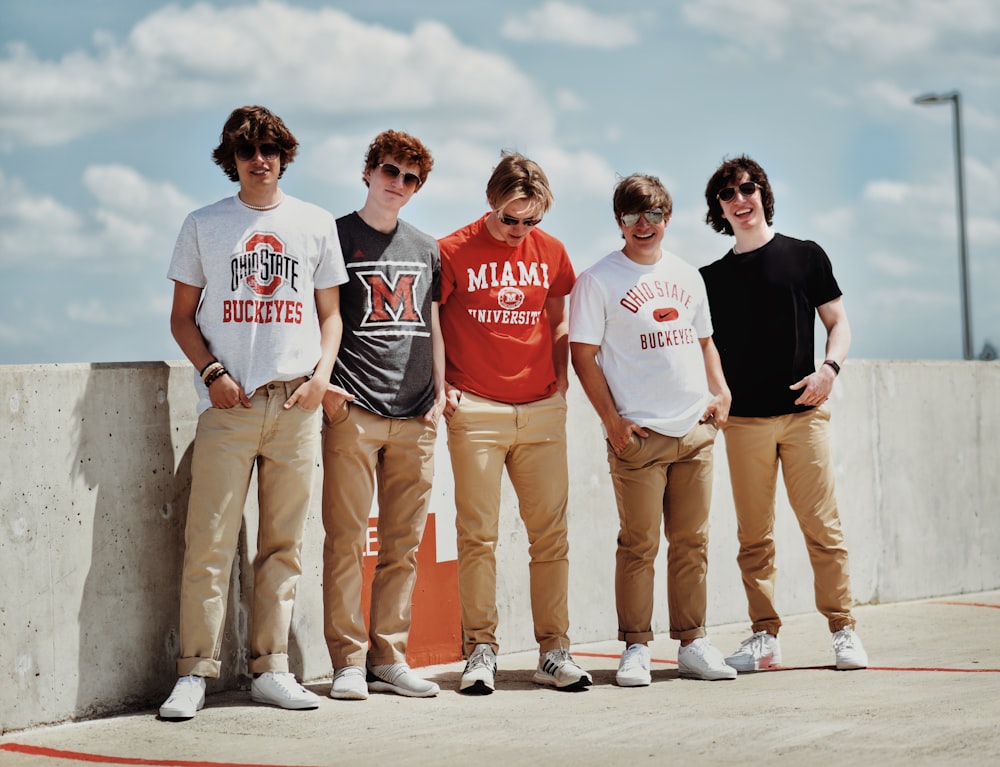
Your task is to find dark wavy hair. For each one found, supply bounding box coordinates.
[212,105,299,183]
[363,130,434,189]
[704,155,775,236]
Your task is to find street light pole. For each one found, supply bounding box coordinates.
[914,90,973,360]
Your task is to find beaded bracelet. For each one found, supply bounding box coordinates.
[200,361,224,384]
[204,366,228,387]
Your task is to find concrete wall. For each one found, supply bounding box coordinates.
[2,359,998,732]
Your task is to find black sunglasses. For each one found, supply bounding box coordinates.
[619,209,664,227]
[717,182,760,202]
[235,143,281,162]
[378,163,422,189]
[497,212,542,227]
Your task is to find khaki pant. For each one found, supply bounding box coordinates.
[608,421,718,643]
[177,378,319,678]
[447,392,571,657]
[321,403,437,668]
[722,407,855,635]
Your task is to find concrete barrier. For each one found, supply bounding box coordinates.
[2,359,998,733]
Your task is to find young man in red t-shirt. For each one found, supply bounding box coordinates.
[438,151,591,694]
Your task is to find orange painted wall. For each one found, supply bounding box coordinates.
[359,512,463,667]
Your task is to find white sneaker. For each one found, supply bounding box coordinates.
[329,666,368,700]
[678,638,737,680]
[460,644,497,695]
[725,630,782,672]
[533,648,593,690]
[616,643,651,687]
[250,672,321,710]
[367,663,440,698]
[832,627,868,670]
[159,675,205,719]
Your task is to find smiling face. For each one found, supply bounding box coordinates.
[719,172,767,234]
[618,208,668,264]
[234,140,282,195]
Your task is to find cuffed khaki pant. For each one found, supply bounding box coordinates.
[321,403,437,669]
[608,421,718,644]
[177,378,319,678]
[722,406,856,635]
[447,392,571,657]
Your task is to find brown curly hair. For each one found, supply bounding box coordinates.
[363,130,434,189]
[212,105,299,183]
[704,155,775,236]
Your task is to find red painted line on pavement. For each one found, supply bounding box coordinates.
[573,651,678,666]
[930,600,1000,609]
[0,743,323,767]
[571,652,1000,673]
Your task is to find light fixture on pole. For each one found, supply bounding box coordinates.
[913,90,973,360]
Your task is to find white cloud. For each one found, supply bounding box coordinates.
[500,2,639,48]
[0,1,553,147]
[681,0,1000,68]
[0,165,194,269]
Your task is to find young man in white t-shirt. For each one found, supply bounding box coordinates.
[161,105,348,719]
[569,173,735,687]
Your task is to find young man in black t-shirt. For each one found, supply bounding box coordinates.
[701,155,868,673]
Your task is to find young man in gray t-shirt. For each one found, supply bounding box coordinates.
[320,130,444,700]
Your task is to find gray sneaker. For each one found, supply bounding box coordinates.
[533,648,593,690]
[460,644,498,695]
[367,663,440,697]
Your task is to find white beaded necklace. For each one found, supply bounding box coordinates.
[238,191,283,211]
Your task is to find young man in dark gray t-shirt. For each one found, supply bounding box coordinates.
[320,130,445,700]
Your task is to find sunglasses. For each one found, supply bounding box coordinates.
[378,162,422,189]
[496,212,542,227]
[619,209,664,227]
[235,143,281,162]
[717,182,760,202]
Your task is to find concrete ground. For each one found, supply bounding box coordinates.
[3,591,999,767]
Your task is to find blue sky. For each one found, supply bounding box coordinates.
[1,0,998,364]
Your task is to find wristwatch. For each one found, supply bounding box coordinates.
[823,359,841,375]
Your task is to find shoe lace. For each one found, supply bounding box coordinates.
[621,645,645,670]
[266,672,304,699]
[738,632,770,656]
[832,629,856,651]
[466,647,495,672]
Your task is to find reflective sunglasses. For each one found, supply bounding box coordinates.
[717,182,760,202]
[235,143,281,162]
[378,162,422,189]
[497,212,542,227]
[619,209,664,227]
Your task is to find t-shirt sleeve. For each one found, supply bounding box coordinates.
[314,216,349,289]
[805,240,842,307]
[166,213,207,288]
[568,271,606,346]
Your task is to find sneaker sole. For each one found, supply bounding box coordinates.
[532,672,593,691]
[458,679,494,695]
[250,691,320,710]
[367,681,439,698]
[158,705,202,719]
[678,668,737,681]
[328,688,369,700]
[615,675,651,687]
[725,657,782,673]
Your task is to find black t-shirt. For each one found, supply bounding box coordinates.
[700,233,842,417]
[331,212,441,419]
